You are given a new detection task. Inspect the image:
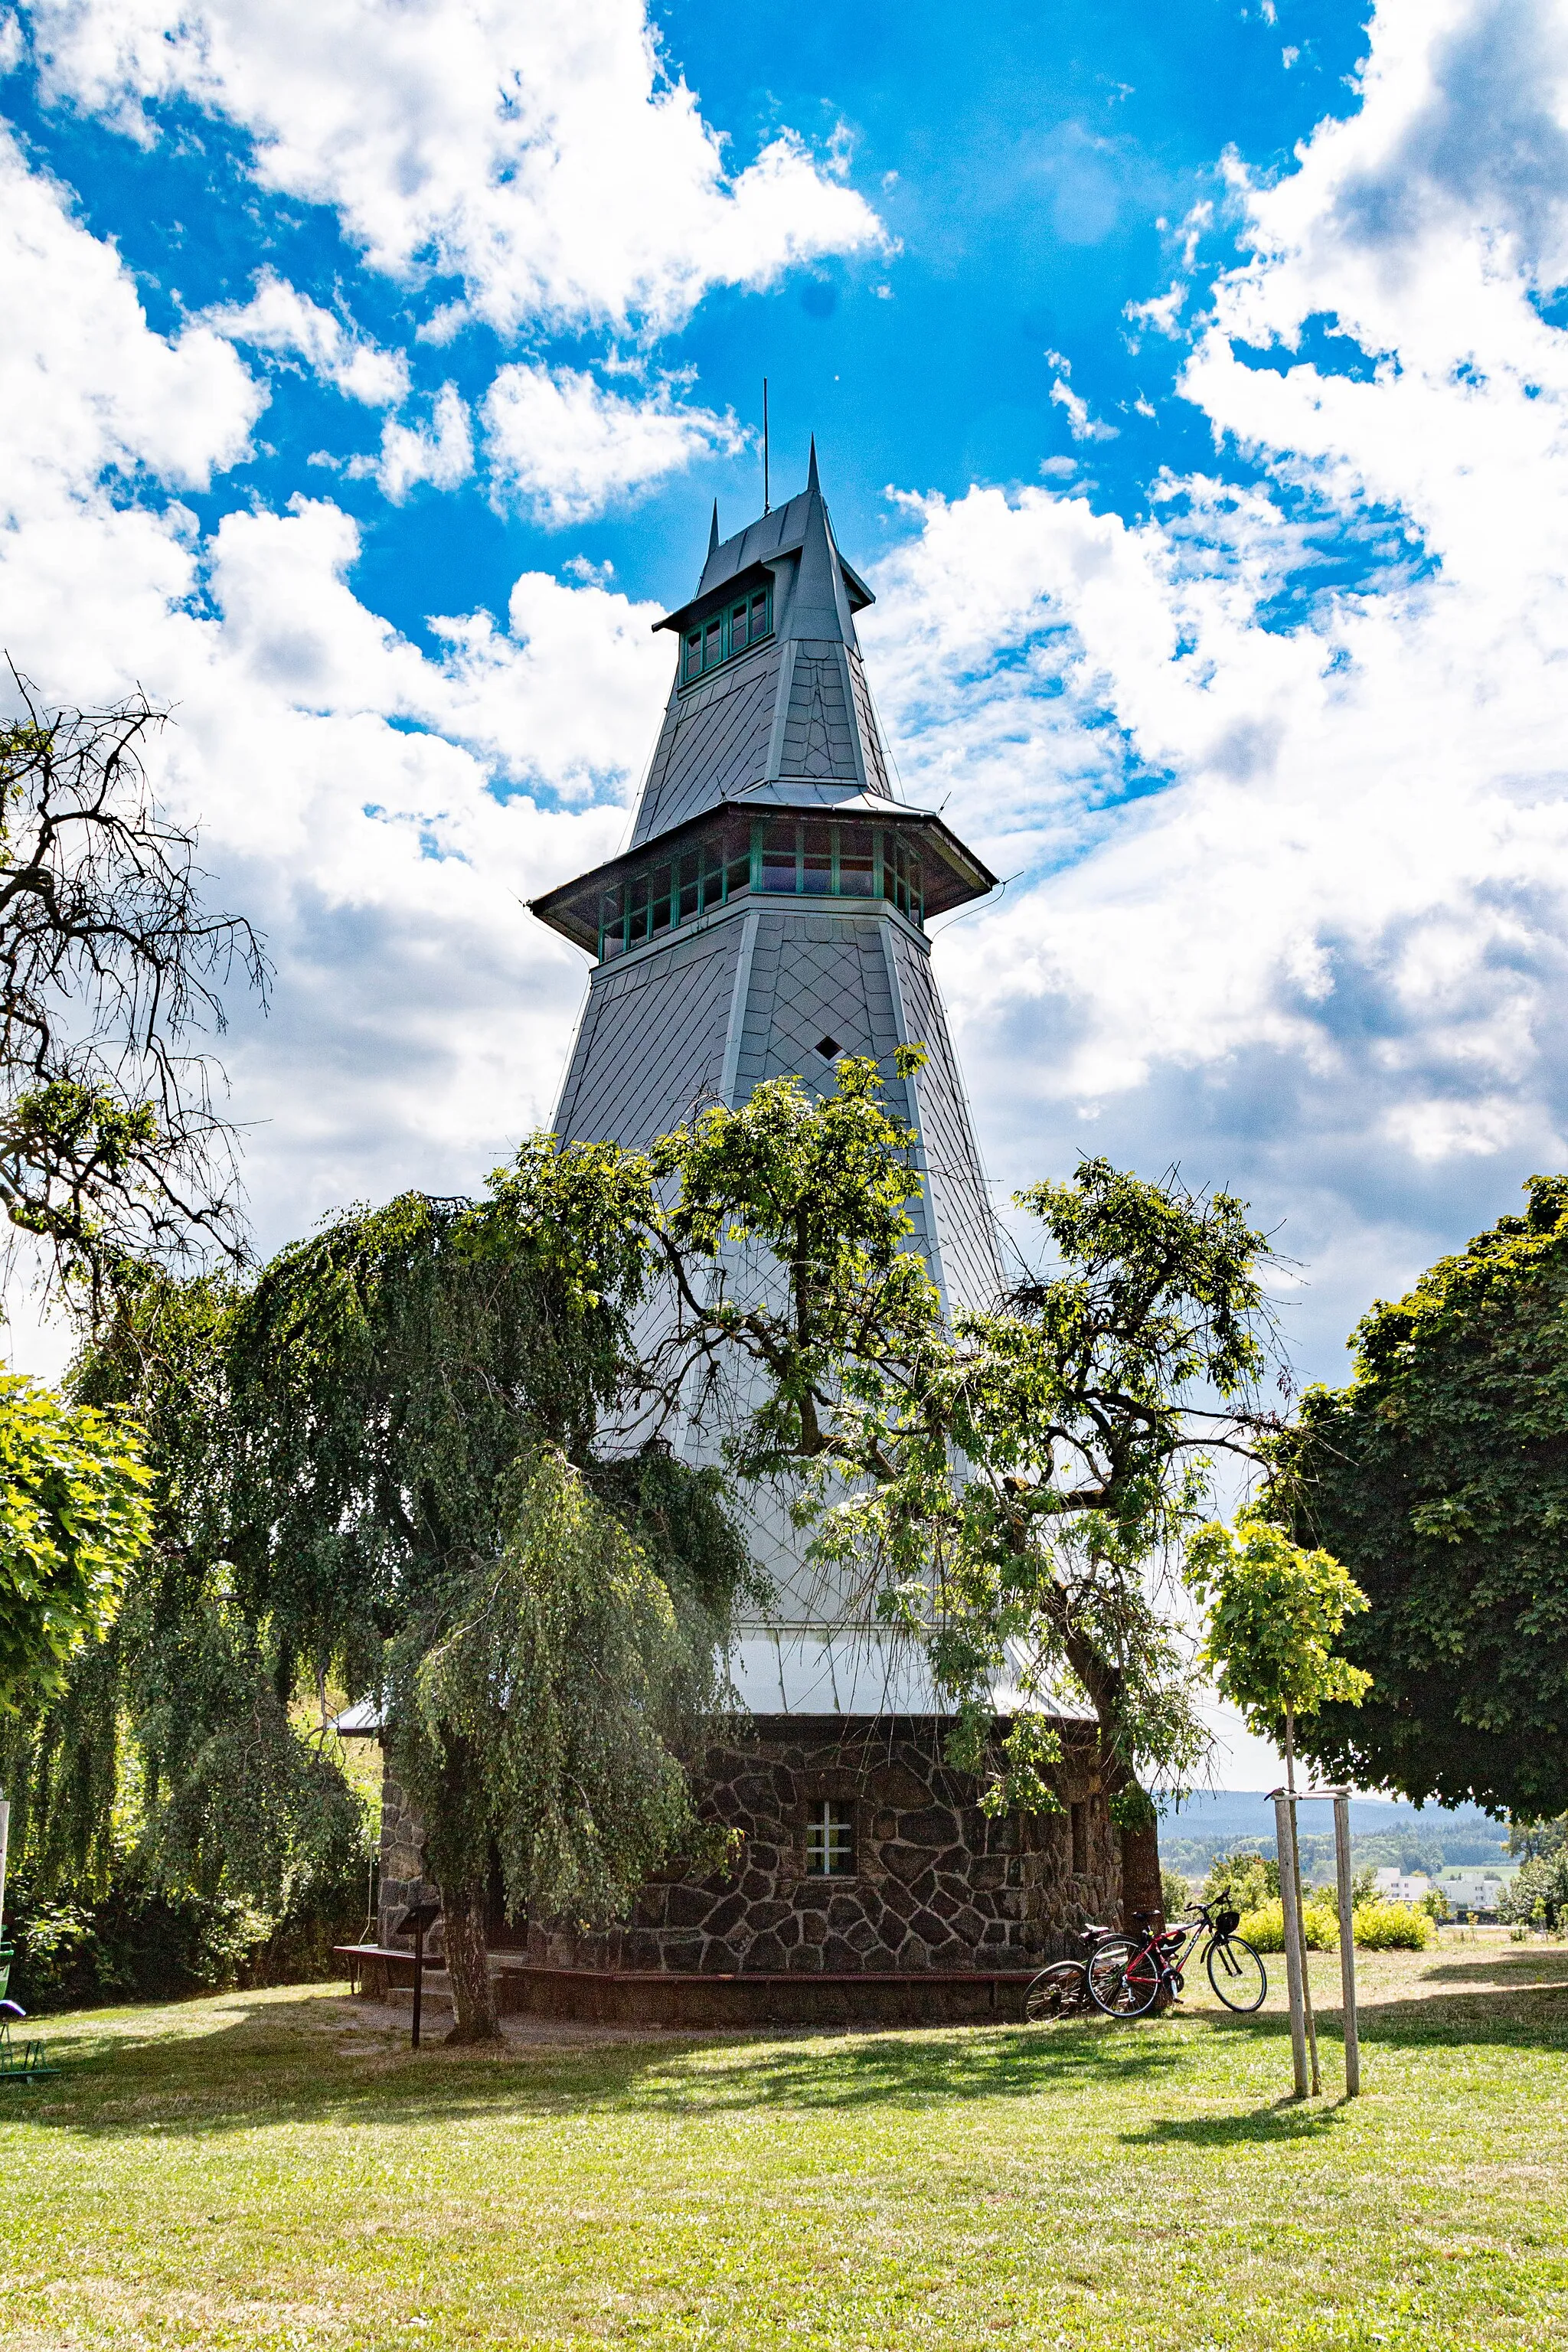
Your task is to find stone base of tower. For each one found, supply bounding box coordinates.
[369,1711,1123,2027]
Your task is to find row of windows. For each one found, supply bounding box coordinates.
[682,585,773,684]
[596,818,926,960]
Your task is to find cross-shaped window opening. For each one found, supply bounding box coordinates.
[805,1800,855,1877]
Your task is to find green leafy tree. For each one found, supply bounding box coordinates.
[1508,1815,1568,1863]
[1274,1175,1568,1815]
[0,1370,152,1713]
[1187,1514,1372,1773]
[10,1265,369,1945]
[394,1448,739,2031]
[0,683,267,1300]
[44,1155,750,2041]
[645,1060,1284,1922]
[1497,1851,1568,1929]
[1188,1512,1370,2092]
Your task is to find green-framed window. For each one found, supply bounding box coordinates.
[596,815,924,961]
[681,583,773,684]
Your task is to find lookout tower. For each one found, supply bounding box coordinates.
[532,449,1004,1706]
[366,458,1126,2007]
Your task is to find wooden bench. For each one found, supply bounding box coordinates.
[333,1942,426,1998]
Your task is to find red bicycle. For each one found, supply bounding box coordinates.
[1086,1897,1267,2019]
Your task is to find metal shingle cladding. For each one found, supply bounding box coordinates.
[632,642,784,846]
[729,908,998,1305]
[554,920,743,1149]
[885,925,1004,1312]
[848,648,890,799]
[779,645,861,782]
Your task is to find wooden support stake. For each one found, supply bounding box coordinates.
[1274,1789,1309,2098]
[1334,1793,1361,2098]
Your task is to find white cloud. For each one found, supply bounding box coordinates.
[482,363,743,523]
[861,0,1568,1367]
[355,381,475,503]
[0,128,262,507]
[1124,282,1187,340]
[24,0,887,336]
[1049,376,1119,442]
[204,269,410,406]
[0,128,668,1266]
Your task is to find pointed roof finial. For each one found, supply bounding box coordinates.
[806,433,821,494]
[707,499,720,557]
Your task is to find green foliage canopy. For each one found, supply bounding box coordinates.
[0,1370,151,1714]
[1274,1175,1568,1815]
[396,1447,738,1929]
[1188,1512,1371,1739]
[647,1070,1284,1903]
[30,1149,751,2035]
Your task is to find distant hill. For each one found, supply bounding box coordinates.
[1155,1789,1511,1879]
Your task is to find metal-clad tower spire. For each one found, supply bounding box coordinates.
[531,458,1002,1706]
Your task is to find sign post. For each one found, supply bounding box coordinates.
[396,1902,443,2052]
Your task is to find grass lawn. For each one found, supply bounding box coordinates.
[5,1936,1567,2350]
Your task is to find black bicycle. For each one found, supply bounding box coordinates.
[1086,1896,1267,2019]
[1023,1924,1125,2021]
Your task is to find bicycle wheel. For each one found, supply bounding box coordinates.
[1086,1938,1162,2018]
[1207,1934,1267,2013]
[1024,1962,1089,2021]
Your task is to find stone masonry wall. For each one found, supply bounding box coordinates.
[377,1767,443,1955]
[380,1711,1122,1973]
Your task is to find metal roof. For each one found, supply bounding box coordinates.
[653,439,874,635]
[629,449,903,849]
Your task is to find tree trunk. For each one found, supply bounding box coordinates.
[1060,1623,1165,1934]
[1115,1786,1165,1931]
[441,1880,501,2043]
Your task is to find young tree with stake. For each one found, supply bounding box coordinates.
[1188,1514,1370,2090]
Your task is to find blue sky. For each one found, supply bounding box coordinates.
[4,0,1568,1782]
[2,1,1377,641]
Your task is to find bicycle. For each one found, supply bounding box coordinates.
[1086,1896,1267,2019]
[1022,1924,1126,2021]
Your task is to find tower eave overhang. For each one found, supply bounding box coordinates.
[528,796,997,958]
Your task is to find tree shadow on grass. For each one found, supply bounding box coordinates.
[1419,1954,1568,1987]
[9,1993,1190,2142]
[1125,2098,1351,2149]
[20,1971,1568,2146]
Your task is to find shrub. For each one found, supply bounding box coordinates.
[3,1856,371,2014]
[1351,1900,1436,1951]
[1161,1866,1190,1920]
[1236,1898,1340,1953]
[1202,1850,1279,1914]
[1498,1851,1568,1929]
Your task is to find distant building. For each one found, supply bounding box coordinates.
[1439,1869,1516,1919]
[1373,1869,1433,1903]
